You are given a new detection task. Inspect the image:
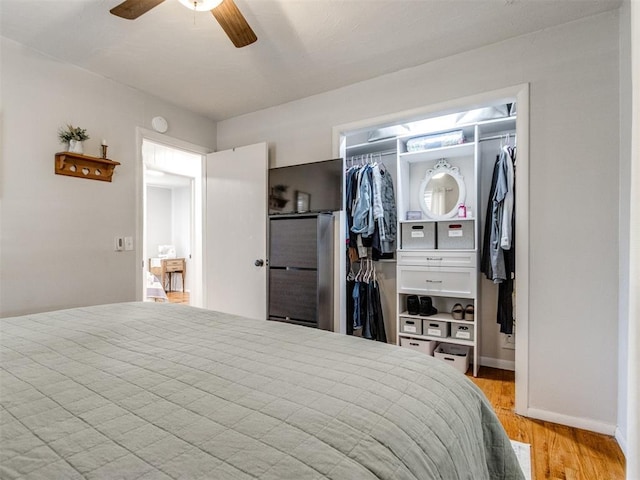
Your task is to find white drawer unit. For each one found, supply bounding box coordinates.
[391,119,507,378]
[397,250,476,267]
[397,266,476,298]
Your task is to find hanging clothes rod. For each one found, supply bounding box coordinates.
[346,151,397,167]
[347,149,397,157]
[478,132,517,142]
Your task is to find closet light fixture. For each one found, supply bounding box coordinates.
[177,0,223,11]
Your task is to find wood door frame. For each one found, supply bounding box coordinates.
[331,84,530,416]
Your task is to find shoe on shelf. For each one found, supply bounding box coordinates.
[451,303,464,320]
[464,304,475,321]
[407,295,419,316]
[419,296,438,316]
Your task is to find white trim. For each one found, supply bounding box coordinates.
[513,84,530,416]
[480,356,515,371]
[627,0,640,474]
[137,127,212,156]
[526,408,616,436]
[615,426,627,457]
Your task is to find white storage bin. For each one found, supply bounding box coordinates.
[434,344,470,374]
[452,323,474,341]
[400,317,422,335]
[401,222,436,249]
[437,220,475,249]
[399,337,437,356]
[422,319,450,338]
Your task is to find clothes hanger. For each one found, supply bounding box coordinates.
[365,258,373,283]
[355,259,365,282]
[369,259,377,284]
[346,260,356,281]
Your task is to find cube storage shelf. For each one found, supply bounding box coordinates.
[393,121,499,377]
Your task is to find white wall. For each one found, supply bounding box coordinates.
[172,185,191,291]
[217,12,622,431]
[146,186,173,258]
[0,38,216,317]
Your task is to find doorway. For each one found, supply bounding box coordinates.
[141,138,204,307]
[332,84,530,415]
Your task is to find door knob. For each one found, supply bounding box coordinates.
[254,259,265,267]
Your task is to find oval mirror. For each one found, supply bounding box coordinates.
[419,159,466,220]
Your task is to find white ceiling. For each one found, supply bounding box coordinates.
[1,0,622,122]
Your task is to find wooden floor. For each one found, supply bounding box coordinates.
[166,291,190,304]
[469,367,626,480]
[162,295,625,479]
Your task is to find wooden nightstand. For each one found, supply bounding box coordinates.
[149,258,186,293]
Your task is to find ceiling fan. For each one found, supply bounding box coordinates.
[110,0,257,48]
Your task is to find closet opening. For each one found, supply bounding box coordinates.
[333,84,529,414]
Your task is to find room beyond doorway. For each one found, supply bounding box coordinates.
[141,138,204,307]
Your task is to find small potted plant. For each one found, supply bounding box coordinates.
[58,124,90,154]
[269,184,289,210]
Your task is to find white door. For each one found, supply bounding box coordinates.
[204,142,268,319]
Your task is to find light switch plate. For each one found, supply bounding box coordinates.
[124,236,134,251]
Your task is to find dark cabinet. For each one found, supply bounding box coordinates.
[268,214,334,330]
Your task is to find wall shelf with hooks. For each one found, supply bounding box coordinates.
[55,152,120,182]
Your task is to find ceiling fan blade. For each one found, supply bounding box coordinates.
[211,0,257,48]
[110,0,165,19]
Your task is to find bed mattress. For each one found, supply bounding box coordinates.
[0,302,524,479]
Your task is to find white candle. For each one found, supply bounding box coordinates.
[102,139,107,146]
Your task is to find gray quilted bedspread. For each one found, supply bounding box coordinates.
[0,302,524,480]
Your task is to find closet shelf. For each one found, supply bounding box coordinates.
[345,137,397,157]
[398,332,474,347]
[399,142,475,163]
[55,152,120,182]
[476,116,516,137]
[399,217,475,223]
[399,311,475,324]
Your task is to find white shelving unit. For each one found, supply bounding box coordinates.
[342,112,516,373]
[395,125,481,376]
[394,116,516,376]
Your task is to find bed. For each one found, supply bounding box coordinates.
[0,302,524,479]
[146,272,169,302]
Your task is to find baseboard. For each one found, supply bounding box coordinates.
[526,408,616,436]
[615,427,627,456]
[480,356,515,371]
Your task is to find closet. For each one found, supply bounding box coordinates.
[342,102,517,376]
